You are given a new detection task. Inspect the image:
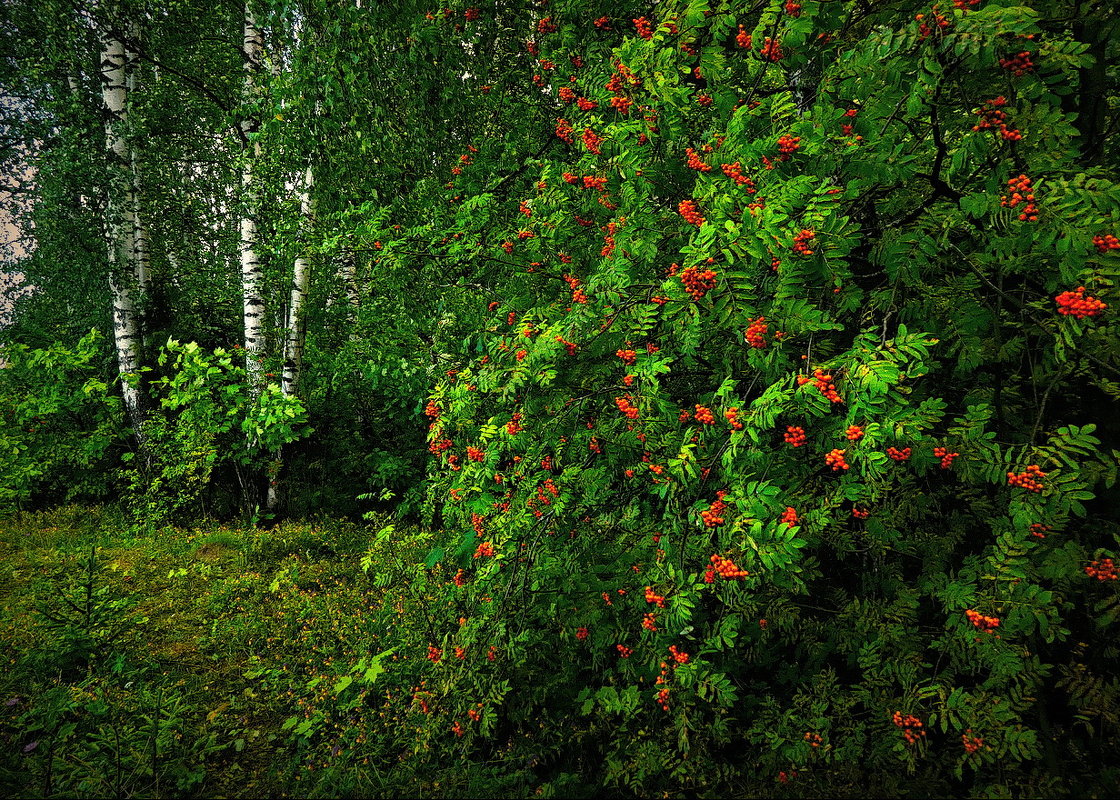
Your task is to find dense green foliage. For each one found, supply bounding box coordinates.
[2,0,1119,797]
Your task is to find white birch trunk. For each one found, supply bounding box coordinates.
[282,167,314,398]
[240,9,265,393]
[101,24,146,443]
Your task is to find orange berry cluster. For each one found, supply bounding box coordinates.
[725,407,743,430]
[555,117,574,143]
[427,645,442,662]
[473,540,495,558]
[916,7,950,40]
[962,730,984,754]
[555,335,578,355]
[846,424,864,441]
[1085,558,1118,581]
[803,731,822,748]
[594,15,611,30]
[791,228,815,254]
[702,490,730,527]
[1000,174,1038,221]
[759,36,783,61]
[643,612,658,632]
[563,274,588,304]
[558,85,575,104]
[736,25,752,48]
[633,16,653,39]
[454,568,466,586]
[665,645,690,666]
[966,608,1000,632]
[972,96,1022,141]
[464,7,480,21]
[582,128,603,154]
[467,446,485,462]
[998,51,1035,76]
[611,95,633,114]
[798,369,843,403]
[892,711,927,744]
[825,448,850,471]
[685,147,712,172]
[887,446,912,461]
[616,348,637,365]
[851,507,870,519]
[678,199,706,227]
[681,263,718,299]
[506,412,523,435]
[780,506,799,528]
[784,425,807,447]
[777,134,801,160]
[575,626,589,640]
[695,404,716,425]
[1055,286,1107,318]
[577,96,598,111]
[615,396,639,419]
[696,93,713,107]
[1007,464,1046,492]
[655,685,670,711]
[953,0,982,7]
[785,2,802,16]
[1029,523,1050,539]
[537,16,557,33]
[745,316,768,348]
[1094,234,1120,253]
[933,447,959,469]
[721,161,757,191]
[710,552,749,579]
[645,586,667,608]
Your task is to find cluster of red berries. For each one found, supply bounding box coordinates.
[563,274,588,304]
[1055,287,1107,318]
[506,412,523,435]
[999,51,1035,76]
[685,148,712,172]
[845,424,864,441]
[759,36,783,61]
[972,96,1022,141]
[965,609,1000,632]
[594,15,611,30]
[633,16,653,39]
[464,7,480,21]
[643,612,658,632]
[892,711,927,744]
[1094,234,1120,253]
[536,16,557,33]
[933,447,959,469]
[852,507,870,519]
[887,446,912,461]
[555,335,578,355]
[785,2,802,16]
[616,644,632,658]
[616,348,637,365]
[1007,464,1046,492]
[430,437,453,456]
[792,228,816,255]
[694,404,716,425]
[710,552,749,579]
[582,127,603,154]
[601,222,617,258]
[473,539,495,559]
[1029,523,1050,539]
[678,199,706,227]
[803,731,822,747]
[702,491,730,528]
[696,93,713,107]
[736,25,752,49]
[467,446,485,462]
[780,507,799,528]
[784,426,807,447]
[615,396,639,420]
[1085,558,1118,581]
[558,86,575,104]
[962,730,984,754]
[954,0,982,7]
[839,107,858,136]
[575,626,589,640]
[825,448,850,471]
[454,568,467,586]
[725,407,743,430]
[645,586,667,607]
[721,162,757,192]
[916,7,950,40]
[777,134,801,160]
[668,645,690,665]
[611,96,633,114]
[425,400,440,419]
[798,369,843,403]
[516,230,534,241]
[743,316,768,348]
[576,96,598,111]
[681,262,718,300]
[555,117,574,143]
[427,645,442,662]
[1001,174,1039,221]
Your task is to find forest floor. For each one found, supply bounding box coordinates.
[0,506,523,799]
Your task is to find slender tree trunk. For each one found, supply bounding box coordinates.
[269,167,315,511]
[240,8,265,394]
[101,18,147,447]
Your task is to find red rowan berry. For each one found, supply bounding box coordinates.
[1007,464,1046,492]
[845,424,864,441]
[933,446,959,469]
[886,446,911,461]
[779,507,798,528]
[1085,558,1118,581]
[678,200,706,227]
[1093,233,1120,253]
[745,316,768,348]
[736,25,752,49]
[725,407,743,430]
[784,426,807,448]
[694,404,716,425]
[1055,286,1107,318]
[825,448,849,471]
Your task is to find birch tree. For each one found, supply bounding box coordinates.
[239,5,265,393]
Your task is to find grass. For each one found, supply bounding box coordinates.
[0,506,469,799]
